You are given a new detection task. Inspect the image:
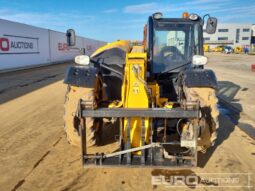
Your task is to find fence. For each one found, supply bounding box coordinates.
[0,19,106,71]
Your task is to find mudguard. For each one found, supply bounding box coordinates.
[183,69,218,89]
[64,65,97,88]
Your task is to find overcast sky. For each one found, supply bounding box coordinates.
[0,0,254,42]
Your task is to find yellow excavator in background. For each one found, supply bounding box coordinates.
[212,45,224,52]
[234,46,243,54]
[203,44,210,52]
[64,12,219,168]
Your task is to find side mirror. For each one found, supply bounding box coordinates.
[74,55,90,65]
[192,55,208,66]
[66,29,76,46]
[206,17,217,34]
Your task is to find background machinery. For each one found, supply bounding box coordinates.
[203,44,210,52]
[212,45,224,52]
[223,46,233,54]
[234,46,243,54]
[64,12,219,167]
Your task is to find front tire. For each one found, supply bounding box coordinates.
[184,87,219,152]
[64,85,98,147]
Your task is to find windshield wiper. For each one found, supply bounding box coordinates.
[160,61,192,74]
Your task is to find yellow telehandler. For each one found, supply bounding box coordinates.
[64,12,219,168]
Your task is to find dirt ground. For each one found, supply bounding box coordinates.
[206,53,255,138]
[0,56,254,191]
[206,53,255,121]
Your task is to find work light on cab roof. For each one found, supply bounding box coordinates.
[189,13,199,21]
[152,12,163,19]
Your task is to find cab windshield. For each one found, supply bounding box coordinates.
[153,22,200,73]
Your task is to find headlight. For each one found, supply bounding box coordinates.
[192,55,208,66]
[75,55,90,65]
[189,14,199,21]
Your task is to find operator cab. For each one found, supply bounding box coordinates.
[145,12,217,100]
[153,20,201,73]
[145,12,217,76]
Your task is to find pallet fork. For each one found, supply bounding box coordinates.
[77,99,200,168]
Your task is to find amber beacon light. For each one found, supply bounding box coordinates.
[182,12,189,18]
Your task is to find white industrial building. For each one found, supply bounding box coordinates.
[203,23,254,48]
[0,19,106,72]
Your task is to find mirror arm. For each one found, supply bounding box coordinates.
[80,48,86,55]
[202,14,211,26]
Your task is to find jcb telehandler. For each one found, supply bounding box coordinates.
[64,12,219,168]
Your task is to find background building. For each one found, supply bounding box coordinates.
[203,23,253,48]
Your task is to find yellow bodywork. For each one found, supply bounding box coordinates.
[91,40,130,57]
[110,51,151,152]
[148,82,168,107]
[107,42,171,155]
[123,52,150,151]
